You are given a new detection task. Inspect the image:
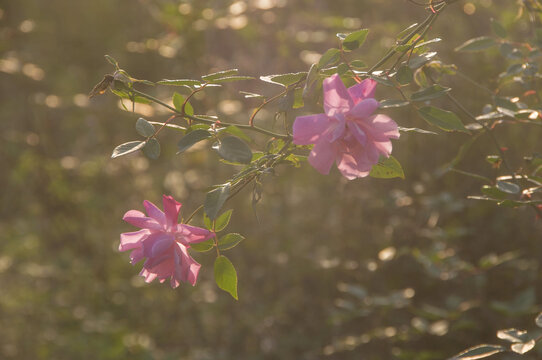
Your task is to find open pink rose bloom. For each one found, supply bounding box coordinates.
[120,195,214,288]
[293,74,399,179]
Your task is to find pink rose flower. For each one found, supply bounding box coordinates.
[120,195,214,288]
[293,74,399,179]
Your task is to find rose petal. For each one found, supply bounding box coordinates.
[336,152,372,180]
[324,113,346,142]
[129,248,144,264]
[372,140,393,156]
[292,113,330,145]
[176,224,214,245]
[323,74,353,117]
[163,195,182,228]
[151,236,174,257]
[308,140,337,175]
[123,210,162,230]
[177,245,201,286]
[363,114,400,141]
[346,121,368,147]
[348,78,377,103]
[348,98,379,119]
[119,229,149,251]
[142,232,174,258]
[143,200,166,226]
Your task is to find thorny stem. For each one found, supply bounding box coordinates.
[131,89,291,139]
[367,2,445,75]
[248,77,306,126]
[184,139,293,225]
[445,92,514,175]
[340,48,362,82]
[184,205,203,224]
[454,70,494,95]
[249,91,287,127]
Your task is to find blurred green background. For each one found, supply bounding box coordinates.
[1,1,542,359]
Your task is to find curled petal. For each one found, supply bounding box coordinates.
[336,152,372,180]
[139,267,158,283]
[144,253,170,269]
[151,236,174,257]
[142,233,174,258]
[123,210,162,230]
[348,98,380,120]
[348,78,377,103]
[119,229,149,251]
[363,114,400,141]
[308,140,337,175]
[163,195,182,228]
[143,200,166,226]
[129,248,144,264]
[324,113,346,142]
[292,113,330,145]
[359,142,380,165]
[323,74,353,117]
[177,245,201,286]
[176,224,214,245]
[372,140,393,157]
[346,121,368,147]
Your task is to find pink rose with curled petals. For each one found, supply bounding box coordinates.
[120,195,214,288]
[293,74,399,180]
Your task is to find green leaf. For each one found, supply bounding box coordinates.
[157,79,202,87]
[111,89,152,104]
[496,180,520,194]
[398,126,437,135]
[260,72,307,87]
[218,233,245,251]
[396,65,413,85]
[369,156,405,179]
[203,212,212,229]
[511,340,535,355]
[148,121,186,132]
[204,183,231,220]
[418,106,469,132]
[214,255,238,300]
[380,99,410,109]
[486,155,501,165]
[173,92,194,116]
[455,36,497,52]
[350,60,367,69]
[496,328,529,343]
[415,37,442,48]
[342,29,369,51]
[207,75,253,84]
[491,19,507,38]
[481,185,507,199]
[222,125,252,142]
[177,129,211,154]
[190,239,214,252]
[111,141,145,158]
[318,48,340,69]
[143,138,160,159]
[414,67,429,87]
[410,85,451,102]
[450,344,505,360]
[370,74,394,87]
[214,137,252,164]
[202,69,239,81]
[239,91,264,98]
[214,209,233,232]
[408,52,436,69]
[135,118,156,137]
[104,54,119,68]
